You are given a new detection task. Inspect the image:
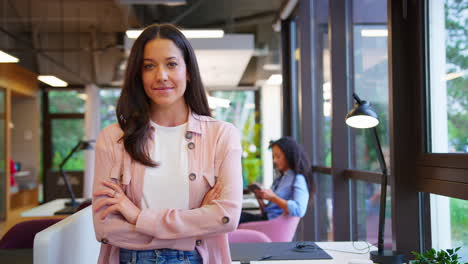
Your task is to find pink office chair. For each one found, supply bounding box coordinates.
[237,214,301,242]
[228,229,272,243]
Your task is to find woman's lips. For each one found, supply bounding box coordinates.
[152,87,173,90]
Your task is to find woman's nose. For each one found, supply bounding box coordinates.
[155,67,168,82]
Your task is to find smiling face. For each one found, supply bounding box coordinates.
[272,145,290,173]
[141,38,189,110]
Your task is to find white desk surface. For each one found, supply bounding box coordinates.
[231,241,376,263]
[21,198,86,217]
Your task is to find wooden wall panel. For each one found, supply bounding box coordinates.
[0,63,38,97]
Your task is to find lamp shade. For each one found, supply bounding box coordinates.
[345,101,379,128]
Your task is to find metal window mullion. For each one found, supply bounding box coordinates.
[329,0,353,241]
[298,0,317,241]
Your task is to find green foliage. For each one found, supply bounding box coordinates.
[100,89,120,129]
[411,247,466,264]
[49,91,85,113]
[242,158,261,187]
[450,198,468,245]
[211,91,262,185]
[51,119,85,170]
[444,0,467,152]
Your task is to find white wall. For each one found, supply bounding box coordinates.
[83,84,100,199]
[260,84,282,188]
[11,94,40,177]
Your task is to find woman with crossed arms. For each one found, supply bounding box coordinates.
[92,24,242,264]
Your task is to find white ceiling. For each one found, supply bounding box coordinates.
[190,34,254,87]
[125,34,255,88]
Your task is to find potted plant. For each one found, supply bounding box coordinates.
[410,247,466,264]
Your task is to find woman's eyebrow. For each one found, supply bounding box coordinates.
[143,57,178,62]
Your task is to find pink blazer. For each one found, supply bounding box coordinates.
[92,112,243,264]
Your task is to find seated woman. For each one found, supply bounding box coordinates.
[240,137,312,223]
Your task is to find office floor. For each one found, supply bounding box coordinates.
[0,205,38,238]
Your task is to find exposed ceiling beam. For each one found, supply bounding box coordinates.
[194,10,277,29]
[0,27,92,84]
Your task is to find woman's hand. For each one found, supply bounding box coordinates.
[258,189,277,201]
[93,180,141,225]
[200,181,222,207]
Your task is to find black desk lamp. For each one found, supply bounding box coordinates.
[54,139,94,215]
[346,93,405,264]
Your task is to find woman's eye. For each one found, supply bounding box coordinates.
[143,64,154,70]
[168,62,178,68]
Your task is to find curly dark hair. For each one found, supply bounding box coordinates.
[269,137,315,194]
[116,23,211,167]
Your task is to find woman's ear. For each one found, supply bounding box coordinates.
[186,73,191,83]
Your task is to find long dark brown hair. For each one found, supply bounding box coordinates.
[270,137,315,195]
[116,23,211,167]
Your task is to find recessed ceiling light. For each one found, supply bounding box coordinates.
[266,74,282,85]
[361,29,388,37]
[38,75,68,87]
[0,50,19,63]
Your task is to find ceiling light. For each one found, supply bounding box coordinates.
[0,50,19,63]
[361,29,388,37]
[126,29,224,39]
[266,74,282,86]
[38,75,68,87]
[263,64,281,71]
[182,30,224,39]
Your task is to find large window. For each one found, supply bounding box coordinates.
[427,0,467,154]
[48,91,85,170]
[352,5,389,173]
[99,89,121,129]
[49,90,85,114]
[43,89,85,201]
[316,0,331,167]
[349,0,392,248]
[51,119,85,170]
[427,0,467,260]
[210,90,261,187]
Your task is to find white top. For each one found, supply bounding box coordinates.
[142,121,189,210]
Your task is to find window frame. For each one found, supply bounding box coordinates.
[413,0,468,199]
[42,86,85,202]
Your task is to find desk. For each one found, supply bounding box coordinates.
[21,198,86,217]
[231,242,376,263]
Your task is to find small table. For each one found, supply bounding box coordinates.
[21,198,86,217]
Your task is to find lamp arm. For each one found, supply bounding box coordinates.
[353,92,364,105]
[372,127,388,253]
[59,141,83,206]
[372,127,387,175]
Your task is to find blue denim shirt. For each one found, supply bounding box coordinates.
[264,169,309,220]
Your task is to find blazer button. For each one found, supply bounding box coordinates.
[189,173,197,181]
[101,238,109,244]
[185,131,193,140]
[222,216,230,224]
[196,239,202,246]
[188,142,195,150]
